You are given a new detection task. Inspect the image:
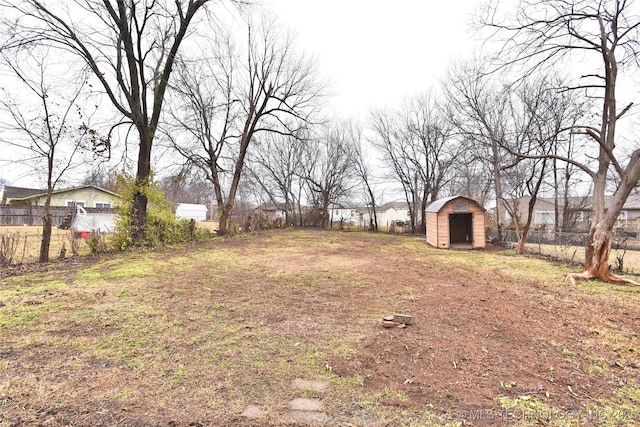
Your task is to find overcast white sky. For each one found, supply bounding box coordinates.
[0,1,484,188]
[264,0,483,119]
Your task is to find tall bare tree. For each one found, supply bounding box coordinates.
[299,123,358,229]
[350,122,380,231]
[401,92,457,233]
[0,49,93,262]
[371,91,458,234]
[504,77,579,254]
[447,137,495,206]
[247,131,306,226]
[446,60,513,242]
[1,0,221,244]
[481,0,640,284]
[170,16,322,235]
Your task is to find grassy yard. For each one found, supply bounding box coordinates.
[523,241,640,274]
[1,229,639,426]
[0,225,88,264]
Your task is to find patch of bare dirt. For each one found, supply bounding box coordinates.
[329,242,639,425]
[1,230,639,426]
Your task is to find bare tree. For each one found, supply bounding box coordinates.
[170,16,322,235]
[246,131,306,226]
[371,91,458,234]
[1,0,223,244]
[350,122,380,231]
[504,77,578,254]
[448,137,494,206]
[0,48,93,262]
[299,123,357,229]
[446,60,513,242]
[401,92,458,233]
[481,0,640,284]
[369,108,419,231]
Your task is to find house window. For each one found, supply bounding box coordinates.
[534,211,555,225]
[95,202,111,208]
[66,201,85,208]
[617,211,628,221]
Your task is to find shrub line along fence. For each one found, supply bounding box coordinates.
[487,226,640,275]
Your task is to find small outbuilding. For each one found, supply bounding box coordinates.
[175,203,207,222]
[425,196,486,249]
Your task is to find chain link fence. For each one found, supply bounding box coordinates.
[487,227,640,275]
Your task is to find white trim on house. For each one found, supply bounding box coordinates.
[66,200,86,208]
[534,211,555,225]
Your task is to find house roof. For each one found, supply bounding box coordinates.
[509,194,640,211]
[3,185,121,203]
[378,201,410,211]
[426,195,485,213]
[3,186,44,201]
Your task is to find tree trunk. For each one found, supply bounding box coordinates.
[39,208,52,263]
[39,177,54,263]
[516,228,527,255]
[321,192,330,229]
[491,140,504,242]
[218,203,233,236]
[131,190,149,243]
[130,130,152,243]
[570,165,640,285]
[585,223,612,279]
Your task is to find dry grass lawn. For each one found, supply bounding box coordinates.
[1,229,640,426]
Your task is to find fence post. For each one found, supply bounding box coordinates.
[538,230,541,254]
[584,233,588,257]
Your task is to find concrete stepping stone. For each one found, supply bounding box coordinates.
[291,378,329,392]
[288,398,328,424]
[239,405,264,419]
[288,397,324,411]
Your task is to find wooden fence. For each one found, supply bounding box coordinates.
[0,204,115,227]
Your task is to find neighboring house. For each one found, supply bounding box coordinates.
[595,194,640,231]
[328,204,357,226]
[501,194,640,231]
[254,203,286,222]
[355,201,412,230]
[500,196,566,228]
[2,185,121,208]
[1,185,121,227]
[379,201,412,229]
[355,206,376,229]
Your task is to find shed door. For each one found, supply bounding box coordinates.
[449,213,473,244]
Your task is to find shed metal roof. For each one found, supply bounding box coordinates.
[425,195,486,213]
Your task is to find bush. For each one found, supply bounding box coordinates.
[86,232,110,255]
[0,233,21,266]
[111,173,210,250]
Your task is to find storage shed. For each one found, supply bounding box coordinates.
[175,203,207,222]
[425,196,486,249]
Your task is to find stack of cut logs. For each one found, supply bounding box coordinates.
[382,313,413,329]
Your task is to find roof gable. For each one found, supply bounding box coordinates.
[426,195,486,213]
[3,186,45,200]
[4,185,121,203]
